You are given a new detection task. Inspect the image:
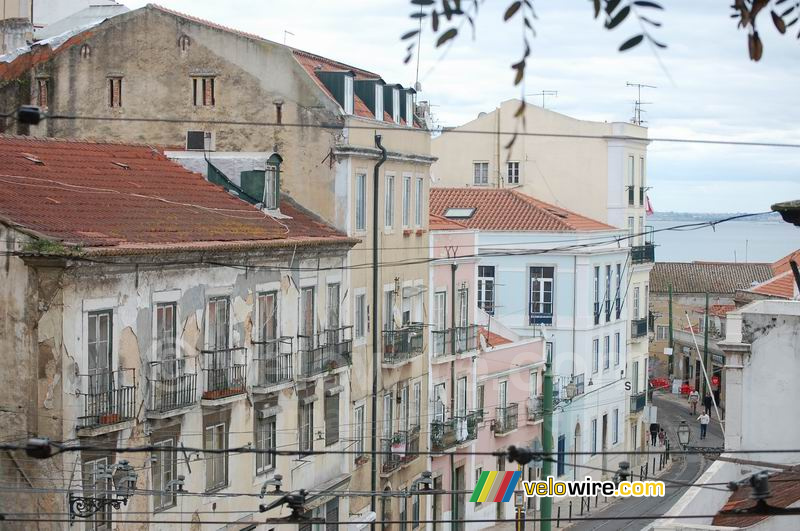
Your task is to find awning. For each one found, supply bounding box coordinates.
[302,472,351,511]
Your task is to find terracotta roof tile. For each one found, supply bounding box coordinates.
[771,249,800,275]
[478,327,512,347]
[429,188,615,232]
[149,4,269,42]
[0,135,351,253]
[713,467,800,528]
[650,262,774,294]
[429,214,468,230]
[749,270,796,299]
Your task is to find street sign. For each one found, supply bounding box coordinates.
[664,347,673,356]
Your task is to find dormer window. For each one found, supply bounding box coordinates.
[374,84,384,121]
[405,92,414,127]
[264,164,278,209]
[392,88,400,123]
[343,75,354,115]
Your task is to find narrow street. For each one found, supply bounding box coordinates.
[566,391,725,531]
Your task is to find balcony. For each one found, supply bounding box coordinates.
[431,412,479,452]
[631,318,648,339]
[77,369,136,433]
[528,305,553,326]
[631,243,655,264]
[431,325,478,359]
[147,359,197,417]
[298,326,353,379]
[201,347,246,401]
[630,391,647,413]
[494,403,518,435]
[252,337,294,390]
[382,323,424,366]
[526,396,543,422]
[380,428,419,475]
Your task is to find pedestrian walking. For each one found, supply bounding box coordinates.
[649,422,660,446]
[658,428,666,447]
[688,389,699,414]
[698,413,710,439]
[703,393,713,415]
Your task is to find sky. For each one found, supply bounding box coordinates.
[123,0,800,213]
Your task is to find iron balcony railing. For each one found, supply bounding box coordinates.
[494,403,518,435]
[631,243,656,264]
[431,325,479,358]
[78,369,136,429]
[382,323,424,365]
[380,436,402,474]
[298,326,353,379]
[147,358,197,413]
[630,391,647,413]
[201,347,246,400]
[431,411,479,452]
[529,305,553,325]
[527,396,543,422]
[251,337,293,388]
[632,318,648,338]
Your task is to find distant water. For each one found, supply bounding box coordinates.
[650,219,800,263]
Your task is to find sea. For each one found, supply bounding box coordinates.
[650,219,800,263]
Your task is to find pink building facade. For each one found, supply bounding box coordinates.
[427,216,545,528]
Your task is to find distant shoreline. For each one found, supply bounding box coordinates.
[649,211,781,223]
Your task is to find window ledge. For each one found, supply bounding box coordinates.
[403,229,413,237]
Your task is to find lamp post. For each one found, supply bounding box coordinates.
[677,421,691,451]
[69,460,138,521]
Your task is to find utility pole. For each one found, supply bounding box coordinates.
[541,354,554,531]
[668,284,674,378]
[626,82,656,126]
[702,292,709,398]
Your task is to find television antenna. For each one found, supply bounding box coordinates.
[626,82,656,125]
[527,90,558,109]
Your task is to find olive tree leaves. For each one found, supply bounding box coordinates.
[599,0,666,52]
[731,0,798,61]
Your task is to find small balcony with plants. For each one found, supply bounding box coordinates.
[381,323,425,367]
[251,337,294,392]
[431,325,479,362]
[77,369,136,435]
[201,347,246,402]
[297,326,353,379]
[430,411,479,452]
[146,358,197,418]
[494,403,519,435]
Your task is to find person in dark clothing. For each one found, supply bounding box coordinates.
[649,423,660,446]
[703,394,713,415]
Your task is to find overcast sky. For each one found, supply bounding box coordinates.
[124,0,800,213]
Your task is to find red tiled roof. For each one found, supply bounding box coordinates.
[429,188,615,232]
[149,4,269,43]
[650,262,774,294]
[749,270,796,299]
[771,249,800,275]
[713,467,800,527]
[429,214,468,230]
[709,304,736,317]
[0,31,95,79]
[0,135,352,254]
[478,327,512,347]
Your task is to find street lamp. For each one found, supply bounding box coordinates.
[677,421,691,450]
[69,460,138,521]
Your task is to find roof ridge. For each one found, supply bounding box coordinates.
[290,48,381,78]
[0,133,167,150]
[509,189,615,230]
[147,3,274,44]
[508,189,573,231]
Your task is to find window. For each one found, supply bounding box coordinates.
[398,385,410,431]
[257,292,278,352]
[644,284,649,324]
[615,263,622,320]
[343,75,354,114]
[192,76,215,106]
[640,157,646,205]
[456,376,467,417]
[546,342,554,362]
[632,361,639,394]
[475,467,484,507]
[384,174,395,228]
[207,297,230,350]
[457,287,468,329]
[507,161,520,184]
[433,384,446,422]
[326,498,339,531]
[412,487,420,527]
[614,332,621,365]
[639,216,645,245]
[152,438,177,511]
[557,435,566,476]
[591,418,598,455]
[255,413,276,474]
[325,392,340,446]
[384,290,395,331]
[299,401,314,452]
[383,392,394,438]
[374,84,384,120]
[204,422,227,491]
[612,409,619,444]
[327,283,340,330]
[402,175,411,227]
[499,380,508,410]
[656,325,669,341]
[108,77,122,108]
[392,88,400,123]
[87,310,113,400]
[355,172,366,231]
[592,338,599,373]
[476,384,485,417]
[406,92,414,126]
[155,302,176,363]
[412,382,421,428]
[473,162,489,185]
[36,78,49,108]
[354,405,365,460]
[264,165,278,209]
[593,266,600,325]
[414,177,424,227]
[478,265,495,314]
[529,266,554,324]
[603,336,610,369]
[633,286,641,320]
[83,456,112,530]
[628,155,635,205]
[628,217,635,241]
[605,265,612,322]
[355,294,366,339]
[530,370,538,397]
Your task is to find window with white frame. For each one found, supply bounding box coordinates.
[207,297,230,350]
[254,413,276,475]
[152,438,177,511]
[476,384,485,416]
[83,456,112,530]
[615,263,622,320]
[473,162,489,185]
[627,217,635,241]
[412,381,421,428]
[299,401,314,452]
[614,332,621,365]
[343,75,354,114]
[325,391,340,446]
[433,384,446,422]
[613,409,619,444]
[383,392,394,438]
[529,266,554,324]
[374,84,384,120]
[530,370,538,397]
[507,161,520,184]
[603,335,610,370]
[355,172,366,231]
[402,175,411,227]
[354,404,365,461]
[605,265,612,322]
[384,174,395,228]
[384,290,395,331]
[477,265,495,314]
[392,88,400,123]
[639,216,645,245]
[433,291,446,355]
[592,338,599,373]
[414,177,424,227]
[591,418,598,454]
[633,286,641,319]
[656,325,669,341]
[593,266,600,325]
[406,92,414,126]
[204,421,227,491]
[355,293,366,339]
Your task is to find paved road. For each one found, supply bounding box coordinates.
[566,391,724,531]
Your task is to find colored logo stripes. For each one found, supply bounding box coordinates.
[470,471,521,503]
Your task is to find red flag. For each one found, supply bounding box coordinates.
[645,195,654,215]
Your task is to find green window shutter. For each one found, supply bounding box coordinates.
[240,170,266,204]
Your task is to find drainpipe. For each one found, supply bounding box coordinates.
[370,134,387,524]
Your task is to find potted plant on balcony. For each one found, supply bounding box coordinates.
[390,432,406,458]
[99,413,120,425]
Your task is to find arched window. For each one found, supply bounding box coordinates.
[178,35,191,52]
[80,44,91,59]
